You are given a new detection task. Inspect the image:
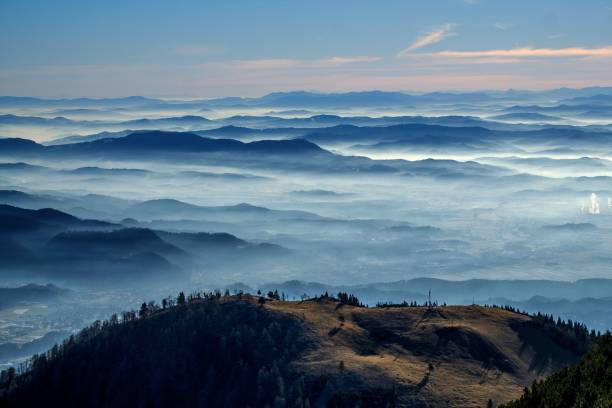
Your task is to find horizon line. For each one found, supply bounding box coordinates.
[2,85,612,101]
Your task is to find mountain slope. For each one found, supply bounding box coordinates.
[501,333,611,408]
[0,297,309,408]
[45,228,184,258]
[0,296,590,407]
[267,298,586,407]
[0,204,115,236]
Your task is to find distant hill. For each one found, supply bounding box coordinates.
[70,131,325,155]
[0,190,62,209]
[64,166,152,177]
[0,96,160,108]
[35,228,185,284]
[38,115,521,146]
[0,204,288,287]
[255,90,419,107]
[502,103,612,117]
[45,228,185,258]
[46,130,134,145]
[0,331,71,366]
[489,113,564,122]
[0,162,47,173]
[0,204,114,236]
[484,295,612,333]
[0,131,329,158]
[121,115,212,127]
[302,123,612,151]
[540,223,598,232]
[0,295,591,407]
[0,114,75,126]
[289,189,354,198]
[211,90,509,107]
[7,126,611,176]
[0,284,70,310]
[125,198,324,222]
[2,89,612,110]
[0,189,135,219]
[303,123,494,145]
[0,138,44,153]
[156,230,247,250]
[562,93,612,106]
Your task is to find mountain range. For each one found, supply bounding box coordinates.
[0,203,288,287]
[2,88,612,109]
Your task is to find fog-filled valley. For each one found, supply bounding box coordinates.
[1,89,612,372]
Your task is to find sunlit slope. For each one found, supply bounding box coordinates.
[268,299,582,407]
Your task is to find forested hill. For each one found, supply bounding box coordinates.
[500,333,611,408]
[0,295,312,408]
[0,293,600,407]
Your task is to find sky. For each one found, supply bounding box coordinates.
[1,0,611,98]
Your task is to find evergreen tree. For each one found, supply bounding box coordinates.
[177,291,186,306]
[138,302,148,318]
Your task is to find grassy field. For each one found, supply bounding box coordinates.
[264,298,580,407]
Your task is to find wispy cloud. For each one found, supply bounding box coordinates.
[494,22,513,30]
[232,56,381,70]
[397,23,457,57]
[426,46,612,58]
[322,56,382,65]
[235,59,301,70]
[3,57,611,98]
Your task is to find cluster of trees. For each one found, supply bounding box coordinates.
[0,292,318,407]
[528,311,599,355]
[292,291,364,307]
[500,333,611,408]
[376,300,446,308]
[335,292,363,307]
[485,305,600,356]
[263,289,284,301]
[484,304,529,315]
[0,290,397,407]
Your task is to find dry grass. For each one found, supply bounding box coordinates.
[260,298,573,407]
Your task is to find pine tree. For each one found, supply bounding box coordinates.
[139,302,148,318]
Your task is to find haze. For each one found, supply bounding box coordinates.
[1,0,612,378]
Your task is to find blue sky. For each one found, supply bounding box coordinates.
[1,0,611,97]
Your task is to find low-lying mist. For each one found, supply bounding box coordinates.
[1,89,612,368]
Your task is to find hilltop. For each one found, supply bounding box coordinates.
[0,294,593,407]
[265,297,588,407]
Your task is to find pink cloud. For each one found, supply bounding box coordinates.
[235,59,301,70]
[322,56,382,65]
[428,46,612,58]
[231,56,381,70]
